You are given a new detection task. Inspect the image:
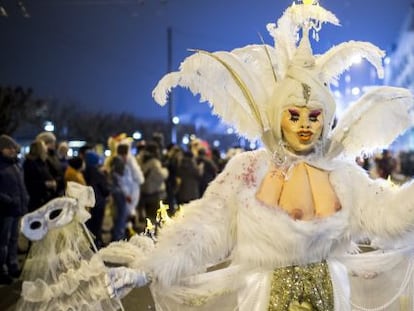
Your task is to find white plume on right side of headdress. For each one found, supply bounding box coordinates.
[316,41,385,85]
[328,87,414,159]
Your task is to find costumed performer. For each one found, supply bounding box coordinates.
[105,133,145,238]
[102,1,414,310]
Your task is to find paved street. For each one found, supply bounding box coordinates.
[0,280,156,311]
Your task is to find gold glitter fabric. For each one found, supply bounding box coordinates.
[268,261,334,311]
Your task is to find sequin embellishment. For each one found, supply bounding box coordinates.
[268,261,334,311]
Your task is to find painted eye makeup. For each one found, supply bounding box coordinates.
[309,109,321,122]
[288,109,300,122]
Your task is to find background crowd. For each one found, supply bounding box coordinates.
[1,129,414,286]
[0,130,233,286]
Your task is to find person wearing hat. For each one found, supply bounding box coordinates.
[64,156,86,186]
[0,134,28,284]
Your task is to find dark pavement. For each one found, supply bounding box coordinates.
[0,280,155,311]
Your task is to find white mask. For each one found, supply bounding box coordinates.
[21,197,77,241]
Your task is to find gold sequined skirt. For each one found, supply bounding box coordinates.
[268,261,334,311]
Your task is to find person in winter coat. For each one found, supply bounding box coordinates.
[195,148,218,196]
[176,151,201,204]
[23,140,56,212]
[0,135,28,284]
[36,132,65,196]
[137,142,168,223]
[64,156,86,186]
[109,154,127,241]
[83,151,111,248]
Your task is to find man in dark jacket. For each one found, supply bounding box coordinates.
[83,151,110,248]
[195,148,218,196]
[0,134,29,284]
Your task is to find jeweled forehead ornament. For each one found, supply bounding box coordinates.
[152,0,385,154]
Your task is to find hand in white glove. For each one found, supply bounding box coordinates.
[105,267,149,299]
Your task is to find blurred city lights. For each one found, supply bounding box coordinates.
[43,121,54,132]
[351,87,361,96]
[182,135,190,145]
[132,131,142,140]
[172,116,180,125]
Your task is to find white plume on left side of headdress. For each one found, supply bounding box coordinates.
[153,44,278,141]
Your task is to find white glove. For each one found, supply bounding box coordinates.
[106,267,149,299]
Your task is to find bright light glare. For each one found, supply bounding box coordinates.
[44,121,54,132]
[133,131,142,140]
[68,140,86,148]
[333,90,342,98]
[351,87,360,96]
[182,135,190,145]
[172,116,180,125]
[352,56,362,64]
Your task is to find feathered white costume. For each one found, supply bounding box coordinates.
[71,1,414,310]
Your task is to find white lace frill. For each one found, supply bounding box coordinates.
[17,221,121,311]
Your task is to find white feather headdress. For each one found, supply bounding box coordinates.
[152,0,414,157]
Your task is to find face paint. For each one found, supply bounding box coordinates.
[281,106,323,155]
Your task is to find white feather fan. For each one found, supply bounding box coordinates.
[152,45,279,140]
[316,41,385,84]
[328,87,414,159]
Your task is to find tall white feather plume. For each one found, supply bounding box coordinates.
[316,41,385,84]
[231,45,278,99]
[328,87,414,159]
[267,2,339,79]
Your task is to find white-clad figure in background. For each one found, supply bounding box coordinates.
[116,143,145,221]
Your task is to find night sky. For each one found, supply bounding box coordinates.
[0,0,412,126]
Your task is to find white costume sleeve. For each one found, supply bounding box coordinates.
[139,152,245,288]
[127,154,145,185]
[331,163,414,241]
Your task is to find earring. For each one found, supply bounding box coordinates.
[314,139,325,158]
[272,140,287,166]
